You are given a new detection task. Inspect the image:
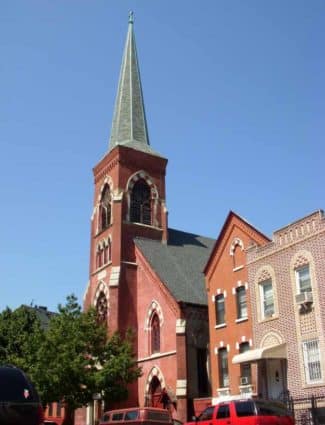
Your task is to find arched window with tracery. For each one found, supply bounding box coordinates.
[151,313,160,354]
[96,291,108,323]
[99,184,112,231]
[130,180,151,225]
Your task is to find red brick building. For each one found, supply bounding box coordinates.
[242,210,325,400]
[81,14,214,424]
[204,212,269,403]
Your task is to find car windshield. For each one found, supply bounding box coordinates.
[0,368,37,402]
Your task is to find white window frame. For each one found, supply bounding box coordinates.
[236,286,247,320]
[259,279,274,319]
[296,265,312,294]
[302,339,322,384]
[215,294,225,326]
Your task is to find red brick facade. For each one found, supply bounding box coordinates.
[79,140,211,424]
[204,212,269,402]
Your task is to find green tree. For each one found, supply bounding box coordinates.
[0,296,142,425]
[34,295,142,425]
[0,305,44,373]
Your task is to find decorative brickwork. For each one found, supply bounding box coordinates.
[247,210,325,398]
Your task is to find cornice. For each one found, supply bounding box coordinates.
[247,227,325,265]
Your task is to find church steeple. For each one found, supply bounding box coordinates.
[109,12,160,156]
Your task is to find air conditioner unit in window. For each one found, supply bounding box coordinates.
[295,292,313,305]
[240,376,249,385]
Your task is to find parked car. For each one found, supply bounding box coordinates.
[99,407,173,425]
[0,364,44,425]
[186,399,294,425]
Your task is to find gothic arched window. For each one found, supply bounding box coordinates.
[151,313,160,354]
[100,184,112,231]
[130,180,151,225]
[104,239,111,264]
[96,291,108,323]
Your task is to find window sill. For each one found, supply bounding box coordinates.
[233,265,244,272]
[259,314,278,323]
[92,261,112,276]
[215,323,226,329]
[124,220,162,231]
[95,224,113,238]
[302,380,324,388]
[235,317,248,323]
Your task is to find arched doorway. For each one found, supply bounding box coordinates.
[149,376,163,408]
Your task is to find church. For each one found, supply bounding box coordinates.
[82,13,214,424]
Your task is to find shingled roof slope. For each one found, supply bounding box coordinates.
[134,228,215,306]
[23,305,56,330]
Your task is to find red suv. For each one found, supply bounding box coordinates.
[186,399,294,425]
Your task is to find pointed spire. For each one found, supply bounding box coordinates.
[109,12,159,156]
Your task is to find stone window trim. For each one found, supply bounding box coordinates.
[295,265,312,295]
[230,237,244,270]
[150,312,161,355]
[125,170,159,226]
[95,176,114,233]
[235,338,253,350]
[212,289,227,301]
[214,343,230,354]
[291,252,314,294]
[235,285,248,320]
[215,293,226,326]
[229,237,244,256]
[254,266,279,323]
[95,236,112,270]
[290,250,318,310]
[93,281,109,323]
[144,300,164,330]
[218,346,229,389]
[144,366,166,401]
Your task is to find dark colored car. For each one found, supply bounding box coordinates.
[0,365,44,425]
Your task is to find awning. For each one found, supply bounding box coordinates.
[232,343,287,364]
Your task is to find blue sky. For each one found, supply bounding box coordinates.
[1,1,324,313]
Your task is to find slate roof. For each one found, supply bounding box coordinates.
[134,228,215,306]
[22,305,56,330]
[108,13,163,159]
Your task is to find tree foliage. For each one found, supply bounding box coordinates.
[0,305,44,372]
[0,295,142,419]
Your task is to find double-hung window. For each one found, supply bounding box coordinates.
[303,340,322,384]
[239,342,251,384]
[236,286,247,319]
[218,347,229,388]
[215,294,225,325]
[296,265,311,294]
[260,279,274,319]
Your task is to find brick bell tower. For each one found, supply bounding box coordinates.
[84,12,168,338]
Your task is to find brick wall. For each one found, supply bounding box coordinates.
[247,210,325,398]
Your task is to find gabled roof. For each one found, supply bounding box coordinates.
[22,305,56,330]
[108,12,162,158]
[204,210,270,274]
[134,228,215,306]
